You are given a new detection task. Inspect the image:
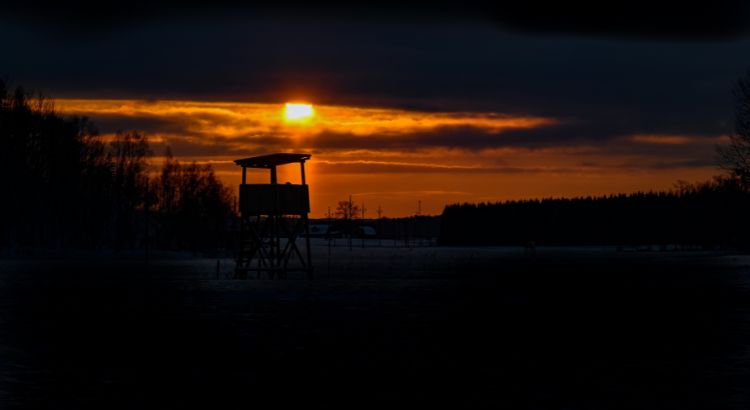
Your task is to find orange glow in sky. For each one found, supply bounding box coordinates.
[54,98,721,217]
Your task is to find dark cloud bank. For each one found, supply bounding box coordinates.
[1,3,748,152]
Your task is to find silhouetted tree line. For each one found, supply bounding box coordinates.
[0,82,235,253]
[439,177,750,248]
[153,148,235,252]
[442,70,750,249]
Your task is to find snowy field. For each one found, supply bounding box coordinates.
[2,246,750,409]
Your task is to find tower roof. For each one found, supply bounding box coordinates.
[234,153,311,168]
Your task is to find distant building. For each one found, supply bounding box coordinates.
[355,225,377,238]
[308,224,331,238]
[306,223,376,239]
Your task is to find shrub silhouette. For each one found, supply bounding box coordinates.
[0,81,236,253]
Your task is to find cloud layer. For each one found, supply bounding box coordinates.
[3,12,744,215]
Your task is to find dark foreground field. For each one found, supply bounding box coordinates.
[2,246,750,409]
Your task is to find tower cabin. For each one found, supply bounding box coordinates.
[234,153,313,279]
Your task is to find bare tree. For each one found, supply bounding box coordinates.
[335,196,361,249]
[334,196,360,220]
[110,131,151,248]
[718,71,750,189]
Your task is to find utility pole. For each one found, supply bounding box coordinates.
[376,205,383,247]
[326,205,334,246]
[327,205,332,275]
[418,200,424,245]
[361,202,366,248]
[348,195,353,251]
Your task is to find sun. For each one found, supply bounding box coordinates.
[284,103,315,122]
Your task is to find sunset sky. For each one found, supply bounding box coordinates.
[3,3,750,216]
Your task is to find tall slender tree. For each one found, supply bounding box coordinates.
[718,70,750,189]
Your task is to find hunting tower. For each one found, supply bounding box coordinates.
[234,153,313,279]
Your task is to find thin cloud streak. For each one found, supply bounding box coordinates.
[55,98,555,139]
